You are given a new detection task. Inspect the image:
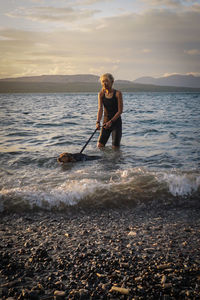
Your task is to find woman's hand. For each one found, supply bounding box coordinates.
[96,121,101,130]
[103,120,112,129]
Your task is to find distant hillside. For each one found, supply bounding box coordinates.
[0,74,200,93]
[0,74,99,83]
[134,74,200,88]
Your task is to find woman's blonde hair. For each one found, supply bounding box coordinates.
[100,73,114,83]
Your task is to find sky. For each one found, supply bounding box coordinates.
[0,0,200,80]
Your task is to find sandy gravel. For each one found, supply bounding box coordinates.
[0,205,200,299]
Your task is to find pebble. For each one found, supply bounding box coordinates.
[161,275,167,284]
[0,207,200,299]
[157,263,172,270]
[162,283,172,289]
[109,286,130,295]
[128,231,137,236]
[54,290,66,299]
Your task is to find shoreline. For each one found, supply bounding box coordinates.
[0,206,200,299]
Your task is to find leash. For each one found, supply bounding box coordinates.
[79,128,98,154]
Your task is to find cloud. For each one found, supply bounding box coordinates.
[163,72,180,77]
[190,4,200,12]
[75,0,113,4]
[186,72,200,76]
[141,0,195,8]
[140,0,200,14]
[184,49,200,55]
[142,49,152,53]
[140,0,183,10]
[163,71,200,77]
[1,3,200,79]
[6,5,100,24]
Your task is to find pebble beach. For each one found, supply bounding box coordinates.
[0,205,200,299]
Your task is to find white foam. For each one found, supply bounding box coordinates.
[0,178,108,210]
[160,173,200,196]
[1,169,199,212]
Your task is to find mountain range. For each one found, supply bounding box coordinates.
[133,74,200,88]
[0,74,199,93]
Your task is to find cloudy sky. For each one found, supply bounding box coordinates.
[0,0,200,80]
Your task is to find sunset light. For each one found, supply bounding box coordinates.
[0,0,200,80]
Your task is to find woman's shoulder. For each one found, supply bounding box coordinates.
[98,89,105,97]
[115,89,122,97]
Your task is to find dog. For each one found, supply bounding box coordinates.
[58,152,100,163]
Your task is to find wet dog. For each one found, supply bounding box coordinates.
[58,152,100,163]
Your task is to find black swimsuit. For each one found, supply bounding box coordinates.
[98,90,122,147]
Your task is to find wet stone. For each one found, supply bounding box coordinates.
[0,208,200,299]
[54,290,66,299]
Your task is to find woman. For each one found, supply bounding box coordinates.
[96,73,123,149]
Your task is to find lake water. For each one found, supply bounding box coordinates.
[0,92,200,212]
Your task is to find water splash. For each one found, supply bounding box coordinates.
[160,173,200,196]
[1,169,199,213]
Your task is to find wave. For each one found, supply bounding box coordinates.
[0,169,199,213]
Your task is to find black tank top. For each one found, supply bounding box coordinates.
[102,89,121,123]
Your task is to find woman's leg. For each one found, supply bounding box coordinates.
[97,127,111,148]
[112,124,122,149]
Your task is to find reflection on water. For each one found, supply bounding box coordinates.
[0,92,200,212]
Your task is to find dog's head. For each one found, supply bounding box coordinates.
[57,152,76,163]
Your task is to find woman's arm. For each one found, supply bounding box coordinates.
[111,90,123,122]
[96,91,103,129]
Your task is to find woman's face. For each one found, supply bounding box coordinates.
[101,77,113,90]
